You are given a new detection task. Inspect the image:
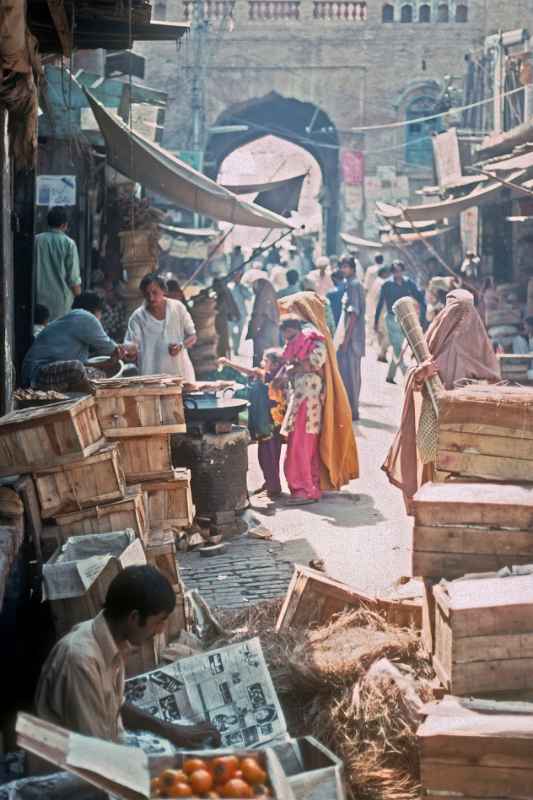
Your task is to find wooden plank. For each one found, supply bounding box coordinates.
[439,386,533,431]
[46,0,73,55]
[420,760,533,795]
[412,550,533,580]
[14,475,43,562]
[438,429,533,461]
[436,449,533,483]
[441,421,533,440]
[414,524,533,555]
[454,631,533,662]
[434,580,533,637]
[413,482,533,529]
[103,423,186,437]
[0,437,105,477]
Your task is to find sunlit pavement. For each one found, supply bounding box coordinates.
[246,351,413,597]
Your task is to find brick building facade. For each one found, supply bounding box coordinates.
[136,0,533,242]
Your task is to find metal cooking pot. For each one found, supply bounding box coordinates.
[183,393,249,423]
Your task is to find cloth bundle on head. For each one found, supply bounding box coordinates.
[383,289,500,506]
[278,291,359,490]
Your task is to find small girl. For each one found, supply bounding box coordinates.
[217,349,287,499]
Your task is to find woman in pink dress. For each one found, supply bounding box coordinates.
[280,316,327,505]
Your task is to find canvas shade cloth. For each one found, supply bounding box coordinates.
[375,169,529,223]
[382,289,500,506]
[340,232,382,249]
[278,291,359,490]
[85,90,294,230]
[222,174,305,195]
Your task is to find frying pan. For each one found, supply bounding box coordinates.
[183,393,248,424]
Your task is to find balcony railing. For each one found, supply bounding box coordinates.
[313,0,367,19]
[248,0,300,19]
[183,0,235,19]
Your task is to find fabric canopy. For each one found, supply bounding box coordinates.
[85,90,294,230]
[376,170,527,223]
[382,226,453,244]
[221,174,306,195]
[159,223,218,238]
[340,232,382,249]
[483,149,533,174]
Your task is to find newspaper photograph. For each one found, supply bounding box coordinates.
[124,637,287,747]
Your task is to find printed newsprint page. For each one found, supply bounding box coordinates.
[124,637,287,748]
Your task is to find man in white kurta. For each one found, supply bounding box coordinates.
[126,277,197,380]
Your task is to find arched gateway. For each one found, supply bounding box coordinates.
[205,92,340,253]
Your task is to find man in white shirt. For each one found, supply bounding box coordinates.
[126,273,197,380]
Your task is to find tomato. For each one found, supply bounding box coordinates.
[212,755,239,785]
[220,778,254,798]
[166,783,193,798]
[189,769,214,795]
[240,758,267,787]
[183,757,208,775]
[159,770,188,790]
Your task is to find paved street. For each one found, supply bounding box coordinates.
[246,352,411,596]
[179,348,415,608]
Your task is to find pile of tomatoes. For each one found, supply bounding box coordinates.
[151,754,274,799]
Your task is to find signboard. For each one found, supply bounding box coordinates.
[36,175,76,206]
[341,149,364,186]
[432,129,461,186]
[460,206,479,254]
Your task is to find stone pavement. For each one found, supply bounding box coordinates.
[177,347,414,609]
[178,536,317,609]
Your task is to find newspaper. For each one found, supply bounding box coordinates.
[125,637,288,748]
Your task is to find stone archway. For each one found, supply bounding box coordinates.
[205,92,340,254]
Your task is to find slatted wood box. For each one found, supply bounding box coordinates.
[43,531,146,638]
[55,486,149,544]
[276,565,422,633]
[93,375,185,437]
[0,397,103,476]
[418,695,533,798]
[141,468,194,530]
[436,385,533,483]
[433,572,533,695]
[145,528,179,585]
[412,482,533,580]
[108,434,174,484]
[33,443,126,519]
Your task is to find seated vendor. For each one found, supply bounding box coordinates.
[21,291,132,393]
[34,565,220,751]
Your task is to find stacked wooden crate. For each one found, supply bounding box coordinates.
[118,226,159,318]
[413,384,533,798]
[0,389,193,676]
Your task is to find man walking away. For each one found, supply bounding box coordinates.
[337,256,365,421]
[326,269,346,328]
[35,207,81,321]
[374,261,427,384]
[229,268,252,355]
[277,268,301,299]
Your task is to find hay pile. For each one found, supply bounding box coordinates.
[217,601,435,800]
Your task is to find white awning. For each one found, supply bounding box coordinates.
[375,170,527,223]
[85,91,294,230]
[159,224,219,238]
[221,174,306,195]
[340,232,382,249]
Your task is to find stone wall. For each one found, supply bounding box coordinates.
[136,0,533,237]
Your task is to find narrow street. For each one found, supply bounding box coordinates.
[247,352,409,595]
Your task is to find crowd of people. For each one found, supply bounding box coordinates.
[26,206,531,511]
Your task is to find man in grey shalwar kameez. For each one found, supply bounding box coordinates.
[337,256,366,421]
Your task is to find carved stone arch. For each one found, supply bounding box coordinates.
[204,92,340,252]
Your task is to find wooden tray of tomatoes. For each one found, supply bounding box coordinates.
[149,748,295,800]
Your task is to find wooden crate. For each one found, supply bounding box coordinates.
[418,695,533,798]
[55,486,148,543]
[145,528,179,585]
[33,443,126,519]
[0,397,103,475]
[276,566,422,633]
[94,376,185,437]
[412,482,533,580]
[141,468,194,530]
[273,736,346,800]
[433,573,533,695]
[108,434,174,484]
[43,531,146,637]
[437,386,533,482]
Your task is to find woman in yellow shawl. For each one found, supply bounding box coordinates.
[278,292,359,494]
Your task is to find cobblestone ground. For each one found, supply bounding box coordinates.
[177,347,414,609]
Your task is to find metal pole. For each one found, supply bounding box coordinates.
[191,0,206,227]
